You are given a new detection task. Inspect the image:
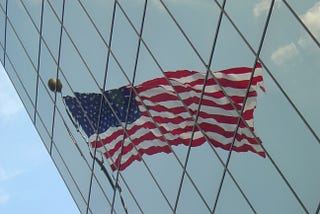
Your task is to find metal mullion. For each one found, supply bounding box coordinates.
[2,0,8,66]
[114,0,254,149]
[49,0,66,155]
[33,0,45,124]
[206,1,256,212]
[281,0,319,48]
[86,1,118,213]
[37,11,144,214]
[103,51,214,211]
[10,1,120,212]
[45,0,103,100]
[18,0,113,167]
[73,0,212,209]
[212,0,276,212]
[109,2,260,211]
[10,2,135,213]
[111,1,150,213]
[19,0,109,157]
[0,2,258,212]
[0,4,38,77]
[20,0,310,211]
[44,1,164,212]
[171,0,257,212]
[212,0,320,145]
[116,2,309,213]
[46,0,121,167]
[111,2,253,212]
[6,0,319,212]
[43,1,142,211]
[212,1,315,212]
[45,1,180,212]
[157,0,259,132]
[69,1,261,212]
[0,41,92,214]
[0,43,39,127]
[76,0,260,170]
[173,0,229,212]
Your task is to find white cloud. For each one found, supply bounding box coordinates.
[0,167,24,205]
[0,69,22,119]
[0,167,24,182]
[300,2,320,37]
[271,43,299,66]
[270,2,320,65]
[253,0,280,17]
[298,1,320,48]
[0,192,10,205]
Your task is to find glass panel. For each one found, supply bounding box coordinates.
[78,0,114,40]
[20,0,42,28]
[35,111,52,151]
[61,0,109,88]
[35,80,54,142]
[139,150,184,205]
[6,19,37,105]
[51,145,89,214]
[282,0,319,16]
[213,174,258,213]
[56,73,101,165]
[0,6,5,63]
[208,14,258,70]
[0,0,5,10]
[7,0,39,66]
[160,0,220,63]
[223,0,269,50]
[87,171,113,214]
[52,106,93,202]
[261,0,320,136]
[3,1,320,213]
[182,143,225,208]
[263,4,320,210]
[38,41,60,100]
[41,0,63,63]
[176,177,211,213]
[46,0,64,17]
[142,1,204,71]
[122,163,174,213]
[104,7,141,89]
[3,56,35,121]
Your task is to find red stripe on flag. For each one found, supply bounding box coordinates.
[91,65,265,170]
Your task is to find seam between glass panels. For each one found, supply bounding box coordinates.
[212,0,320,146]
[281,0,319,48]
[212,0,275,212]
[33,0,45,124]
[71,1,266,212]
[47,0,144,212]
[2,0,8,67]
[86,1,118,213]
[49,0,65,155]
[0,39,91,214]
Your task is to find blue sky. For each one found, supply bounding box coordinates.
[0,66,79,213]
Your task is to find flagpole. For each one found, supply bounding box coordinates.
[48,78,128,213]
[63,100,128,213]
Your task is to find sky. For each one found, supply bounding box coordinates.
[0,66,79,213]
[0,0,319,213]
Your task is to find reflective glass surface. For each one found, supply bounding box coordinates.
[1,0,319,213]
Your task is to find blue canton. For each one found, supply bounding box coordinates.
[64,86,141,137]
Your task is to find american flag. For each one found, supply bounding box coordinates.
[64,64,265,171]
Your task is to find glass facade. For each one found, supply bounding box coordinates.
[1,0,319,213]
